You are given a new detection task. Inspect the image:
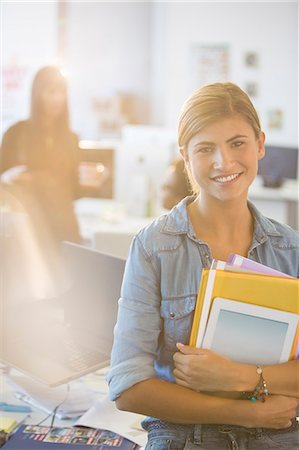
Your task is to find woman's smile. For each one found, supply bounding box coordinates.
[210,172,243,184]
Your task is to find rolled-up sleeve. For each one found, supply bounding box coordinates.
[107,233,162,400]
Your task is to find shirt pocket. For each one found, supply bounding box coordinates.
[160,296,196,352]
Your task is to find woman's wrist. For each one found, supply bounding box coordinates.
[242,366,269,402]
[233,399,263,428]
[234,363,261,392]
[213,397,260,428]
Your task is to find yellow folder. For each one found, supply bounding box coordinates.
[189,269,299,359]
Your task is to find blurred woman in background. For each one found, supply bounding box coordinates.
[160,157,193,210]
[0,65,82,244]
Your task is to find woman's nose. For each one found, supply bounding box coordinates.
[212,148,233,170]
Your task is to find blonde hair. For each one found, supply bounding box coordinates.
[178,82,261,150]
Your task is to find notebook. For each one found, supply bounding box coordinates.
[0,242,126,387]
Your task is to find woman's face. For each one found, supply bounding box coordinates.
[181,115,265,204]
[40,81,67,120]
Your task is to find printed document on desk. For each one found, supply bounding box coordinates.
[75,394,147,447]
[2,424,139,449]
[6,373,103,419]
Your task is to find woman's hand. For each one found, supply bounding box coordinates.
[248,395,299,429]
[0,165,31,185]
[173,343,240,392]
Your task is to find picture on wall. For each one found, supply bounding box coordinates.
[267,109,284,130]
[245,81,259,98]
[189,44,230,90]
[244,51,259,68]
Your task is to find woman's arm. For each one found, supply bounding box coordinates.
[116,377,298,429]
[0,122,25,174]
[108,234,298,431]
[173,344,299,397]
[241,359,299,397]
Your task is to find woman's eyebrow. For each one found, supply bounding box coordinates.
[193,135,248,147]
[193,140,214,147]
[226,134,248,143]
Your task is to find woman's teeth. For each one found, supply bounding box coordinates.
[214,173,240,183]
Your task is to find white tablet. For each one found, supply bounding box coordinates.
[202,297,299,364]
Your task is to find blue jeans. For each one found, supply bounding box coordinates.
[142,420,299,450]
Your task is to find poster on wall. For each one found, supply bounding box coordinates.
[267,109,284,130]
[189,44,230,90]
[1,60,31,135]
[244,51,259,68]
[245,81,259,98]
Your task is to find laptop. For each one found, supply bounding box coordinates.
[0,242,126,386]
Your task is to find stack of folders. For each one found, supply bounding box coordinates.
[189,255,299,365]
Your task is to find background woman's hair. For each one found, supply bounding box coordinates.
[170,157,193,197]
[30,66,69,131]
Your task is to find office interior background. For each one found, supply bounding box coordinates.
[2,1,299,257]
[0,2,299,432]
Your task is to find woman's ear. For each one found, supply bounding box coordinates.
[257,132,266,160]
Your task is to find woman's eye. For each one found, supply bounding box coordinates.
[196,147,213,154]
[232,141,244,148]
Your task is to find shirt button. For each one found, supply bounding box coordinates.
[204,254,210,259]
[170,312,176,319]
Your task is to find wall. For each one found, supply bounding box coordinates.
[149,2,298,147]
[64,2,151,140]
[1,2,298,147]
[1,1,58,135]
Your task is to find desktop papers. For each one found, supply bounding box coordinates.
[75,394,147,448]
[2,424,139,449]
[6,373,103,419]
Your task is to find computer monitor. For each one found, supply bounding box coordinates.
[258,145,298,187]
[78,140,116,199]
[115,125,177,216]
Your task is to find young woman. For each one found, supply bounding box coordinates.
[107,82,299,450]
[0,66,82,244]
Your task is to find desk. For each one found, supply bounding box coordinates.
[0,366,107,428]
[75,179,299,256]
[0,366,147,447]
[74,198,153,258]
[249,177,298,230]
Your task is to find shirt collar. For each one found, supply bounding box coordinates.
[248,201,283,243]
[161,196,194,235]
[160,196,283,242]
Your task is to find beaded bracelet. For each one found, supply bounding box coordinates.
[242,365,269,402]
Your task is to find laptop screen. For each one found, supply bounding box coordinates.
[0,242,126,386]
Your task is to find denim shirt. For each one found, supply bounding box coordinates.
[107,197,299,401]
